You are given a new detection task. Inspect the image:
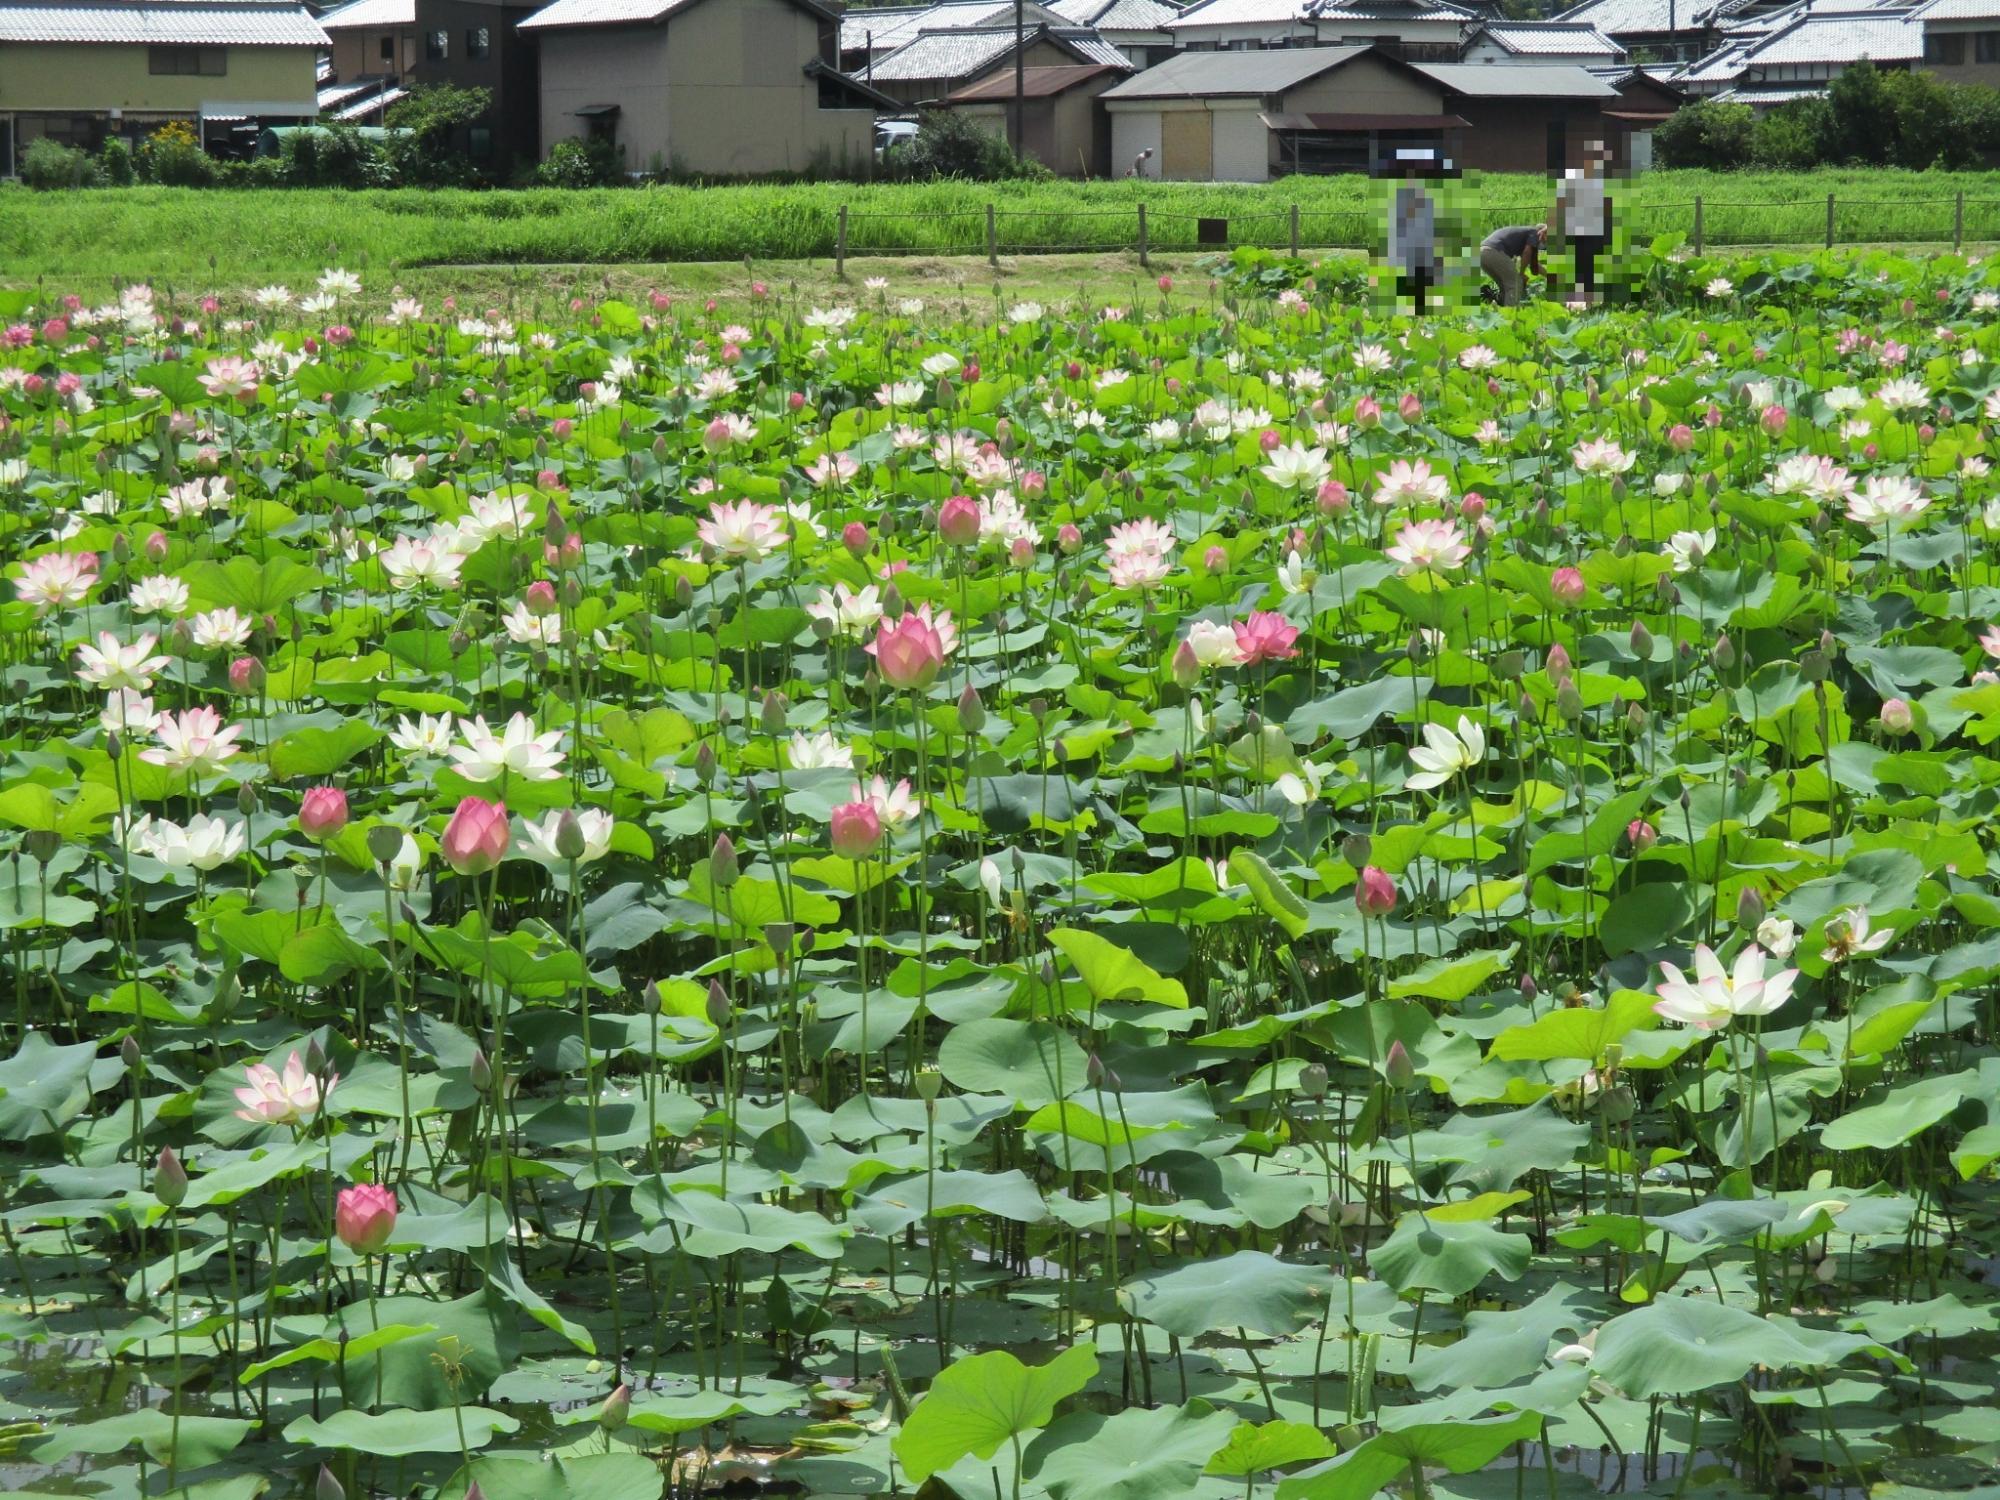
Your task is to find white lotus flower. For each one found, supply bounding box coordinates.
[1404,715,1486,791]
[1653,943,1797,1031]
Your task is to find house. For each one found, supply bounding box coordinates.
[1676,1,1919,103]
[1049,0,1184,67]
[317,0,415,80]
[944,60,1124,171]
[1101,42,1625,177]
[1164,0,1472,56]
[1461,19,1627,62]
[1913,0,2000,82]
[1548,0,1741,64]
[520,0,885,177]
[1590,62,1683,163]
[1409,60,1624,166]
[864,20,1131,106]
[408,0,542,170]
[0,0,325,171]
[1101,43,1456,177]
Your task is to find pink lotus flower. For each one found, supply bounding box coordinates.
[1355,866,1398,918]
[1879,698,1913,733]
[1386,518,1470,575]
[334,1183,397,1254]
[937,495,981,547]
[865,605,955,689]
[234,1050,335,1126]
[200,355,261,402]
[1232,612,1299,666]
[1551,567,1586,607]
[828,800,882,859]
[14,552,98,612]
[695,499,785,562]
[141,706,245,775]
[442,796,510,877]
[300,786,349,840]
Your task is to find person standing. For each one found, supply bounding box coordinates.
[1479,222,1546,306]
[1557,144,1610,304]
[1387,158,1440,318]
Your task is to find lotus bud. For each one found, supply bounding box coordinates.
[470,1047,493,1091]
[1736,885,1765,931]
[1626,819,1657,853]
[1712,634,1736,671]
[154,1146,188,1208]
[1800,650,1829,683]
[1520,974,1538,1002]
[915,1067,943,1101]
[759,691,788,735]
[367,823,404,867]
[1629,620,1652,658]
[317,1465,345,1500]
[706,980,730,1028]
[21,828,57,866]
[599,1383,631,1431]
[1299,1062,1329,1099]
[693,742,717,784]
[1555,678,1584,721]
[1602,1083,1635,1123]
[1495,649,1524,681]
[1341,833,1371,868]
[957,683,985,733]
[1354,865,1397,918]
[1171,638,1199,690]
[1879,697,1913,734]
[1384,1040,1417,1090]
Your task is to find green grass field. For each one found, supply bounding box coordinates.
[5,169,2000,286]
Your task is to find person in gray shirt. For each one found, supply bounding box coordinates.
[1480,222,1546,307]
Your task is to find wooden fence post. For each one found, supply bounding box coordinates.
[1693,195,1703,256]
[1956,189,1966,250]
[986,203,998,268]
[1290,203,1300,256]
[836,204,848,278]
[1825,192,1835,250]
[1137,202,1149,268]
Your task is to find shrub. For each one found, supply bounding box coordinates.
[280,126,396,188]
[884,110,1048,182]
[19,136,101,190]
[1653,100,1754,170]
[98,137,136,187]
[536,137,622,188]
[384,83,492,187]
[138,121,214,186]
[1750,98,1830,169]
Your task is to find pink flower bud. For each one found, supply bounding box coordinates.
[1398,392,1422,422]
[789,391,807,412]
[229,656,263,693]
[1158,275,1174,293]
[442,797,510,877]
[299,786,349,841]
[334,1183,397,1254]
[1918,424,1936,444]
[552,418,574,440]
[1760,405,1788,436]
[1203,545,1228,574]
[842,521,871,556]
[1546,642,1572,679]
[1551,566,1586,606]
[1459,492,1486,521]
[1057,523,1082,555]
[1880,697,1913,733]
[1703,404,1723,429]
[1667,423,1695,453]
[1355,865,1398,918]
[1317,480,1350,515]
[1171,638,1199,690]
[1864,442,1880,462]
[1626,818,1657,852]
[1354,395,1381,429]
[523,580,559,616]
[937,495,981,547]
[1009,537,1035,568]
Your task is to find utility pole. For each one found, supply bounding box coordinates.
[1012,0,1026,156]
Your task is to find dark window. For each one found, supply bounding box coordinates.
[469,125,492,156]
[1978,29,2000,60]
[379,33,395,60]
[466,25,489,57]
[149,45,226,75]
[1926,31,1966,63]
[425,28,448,59]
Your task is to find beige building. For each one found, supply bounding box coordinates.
[521,0,885,178]
[946,61,1125,175]
[1912,0,2000,83]
[317,0,418,83]
[0,0,324,171]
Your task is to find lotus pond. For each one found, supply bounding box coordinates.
[0,245,1997,1500]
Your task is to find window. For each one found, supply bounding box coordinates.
[1978,29,2000,60]
[148,45,226,75]
[379,34,395,60]
[469,126,492,156]
[1926,31,1966,63]
[425,28,447,59]
[466,25,489,57]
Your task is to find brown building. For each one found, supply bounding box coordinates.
[520,0,884,177]
[317,0,417,81]
[410,0,541,170]
[1409,61,1621,171]
[945,60,1125,174]
[862,20,1133,106]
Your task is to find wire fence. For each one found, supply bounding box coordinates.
[826,191,2000,268]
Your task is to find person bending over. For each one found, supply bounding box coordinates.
[1479,222,1545,307]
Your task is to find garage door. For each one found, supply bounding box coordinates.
[1160,109,1211,181]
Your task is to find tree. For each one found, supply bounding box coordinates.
[1652,99,1754,169]
[1749,96,1831,168]
[384,82,493,185]
[1822,61,1895,164]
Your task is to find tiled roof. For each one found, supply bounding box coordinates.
[1050,0,1183,29]
[520,0,832,31]
[1472,19,1626,52]
[1103,40,1369,93]
[0,0,326,43]
[867,21,1121,79]
[333,82,403,116]
[1166,0,1316,28]
[948,59,1122,95]
[317,0,409,29]
[1414,59,1620,91]
[1714,81,1825,98]
[841,2,1061,54]
[1316,0,1475,18]
[1912,0,2000,20]
[1674,38,1749,79]
[317,76,384,108]
[1551,0,1730,36]
[1738,5,1918,61]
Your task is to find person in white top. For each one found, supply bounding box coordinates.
[1556,143,1612,305]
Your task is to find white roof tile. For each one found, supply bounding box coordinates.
[0,0,326,44]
